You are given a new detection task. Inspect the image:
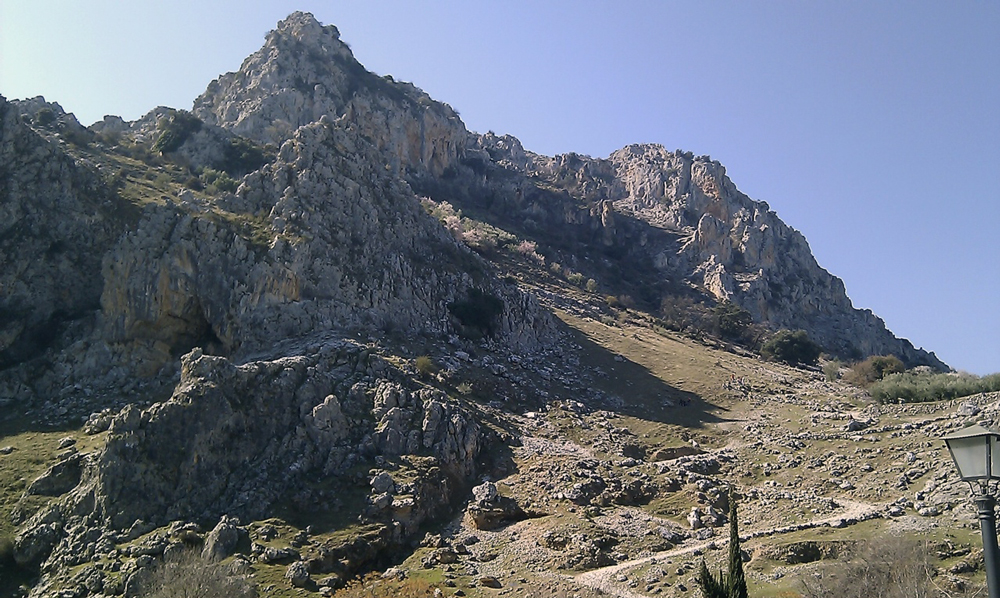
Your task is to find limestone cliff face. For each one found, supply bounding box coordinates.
[185,11,933,365]
[607,144,928,364]
[0,97,129,369]
[193,11,467,177]
[100,117,551,377]
[452,138,944,368]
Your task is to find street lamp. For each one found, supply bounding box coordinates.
[944,424,1000,598]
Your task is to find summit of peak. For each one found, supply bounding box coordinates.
[274,11,339,39]
[264,11,349,57]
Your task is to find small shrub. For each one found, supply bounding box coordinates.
[713,302,752,341]
[200,168,238,194]
[154,172,172,187]
[822,359,842,382]
[566,271,585,286]
[549,262,562,275]
[415,356,437,379]
[605,295,621,309]
[514,239,536,255]
[97,129,121,147]
[512,239,544,263]
[333,571,438,597]
[140,549,256,598]
[34,107,57,127]
[460,226,498,252]
[221,136,273,175]
[152,110,202,154]
[843,355,904,387]
[585,278,598,292]
[761,330,821,367]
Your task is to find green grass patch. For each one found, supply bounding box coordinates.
[0,422,106,536]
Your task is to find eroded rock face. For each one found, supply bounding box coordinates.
[99,117,552,376]
[91,343,482,528]
[608,145,942,366]
[193,11,467,177]
[19,340,487,574]
[0,97,128,369]
[451,138,945,368]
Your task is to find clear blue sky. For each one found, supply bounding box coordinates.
[2,1,997,374]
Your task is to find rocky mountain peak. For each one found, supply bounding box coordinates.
[270,11,347,51]
[1,13,981,598]
[193,13,466,177]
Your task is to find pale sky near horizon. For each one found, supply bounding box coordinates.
[1,1,998,375]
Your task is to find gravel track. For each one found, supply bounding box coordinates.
[572,498,885,597]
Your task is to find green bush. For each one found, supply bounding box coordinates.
[823,359,842,382]
[200,168,238,194]
[713,302,752,341]
[415,356,437,379]
[843,355,905,387]
[760,330,821,366]
[221,136,273,175]
[34,107,57,127]
[152,110,202,154]
[869,370,1000,404]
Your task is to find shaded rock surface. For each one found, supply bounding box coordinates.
[0,97,129,371]
[436,137,946,368]
[14,339,489,579]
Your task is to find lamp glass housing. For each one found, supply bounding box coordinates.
[949,435,991,481]
[944,425,1000,483]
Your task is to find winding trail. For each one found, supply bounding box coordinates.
[572,498,885,598]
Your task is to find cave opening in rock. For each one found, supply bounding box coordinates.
[168,302,226,358]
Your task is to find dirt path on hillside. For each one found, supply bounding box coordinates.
[572,498,885,598]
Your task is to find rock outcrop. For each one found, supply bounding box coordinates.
[0,97,129,370]
[193,11,467,178]
[606,144,939,365]
[438,137,945,368]
[100,116,550,374]
[15,339,487,574]
[190,11,940,368]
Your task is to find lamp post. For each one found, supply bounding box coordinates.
[944,424,1000,598]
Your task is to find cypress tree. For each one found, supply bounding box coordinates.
[695,488,748,598]
[725,488,748,598]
